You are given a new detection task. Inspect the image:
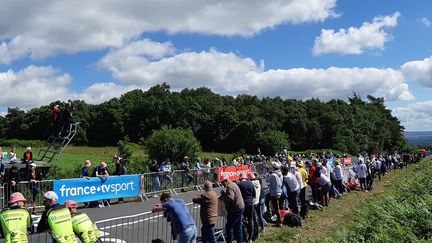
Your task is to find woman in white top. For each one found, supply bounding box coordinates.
[318,167,331,207]
[9,147,20,164]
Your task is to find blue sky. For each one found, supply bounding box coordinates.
[0,0,432,131]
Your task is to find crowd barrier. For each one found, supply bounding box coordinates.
[0,180,53,209]
[95,202,226,243]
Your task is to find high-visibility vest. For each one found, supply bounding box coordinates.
[0,207,31,243]
[71,212,100,243]
[47,207,76,243]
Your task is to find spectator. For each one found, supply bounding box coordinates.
[357,159,367,192]
[192,181,218,243]
[238,172,257,243]
[9,147,20,164]
[297,161,308,214]
[92,162,109,207]
[181,156,194,189]
[64,200,101,243]
[28,163,41,214]
[202,158,211,182]
[152,193,197,243]
[51,104,62,136]
[159,158,173,189]
[265,161,283,227]
[0,153,5,183]
[219,175,244,243]
[5,165,20,202]
[22,146,33,164]
[61,99,75,135]
[81,160,92,179]
[282,165,300,214]
[149,160,161,198]
[308,160,320,203]
[318,163,331,207]
[334,160,344,194]
[37,191,76,243]
[114,156,127,203]
[252,173,267,233]
[0,192,34,242]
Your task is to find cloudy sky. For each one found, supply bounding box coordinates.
[1,0,431,131]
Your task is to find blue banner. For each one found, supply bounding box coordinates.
[54,175,140,204]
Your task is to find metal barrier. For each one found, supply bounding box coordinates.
[141,172,175,198]
[1,180,53,209]
[95,202,226,243]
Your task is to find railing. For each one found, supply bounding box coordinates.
[1,180,53,209]
[95,202,226,243]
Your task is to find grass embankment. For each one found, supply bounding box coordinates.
[259,157,432,242]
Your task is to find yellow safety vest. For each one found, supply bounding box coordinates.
[71,212,100,243]
[47,207,76,243]
[0,207,30,243]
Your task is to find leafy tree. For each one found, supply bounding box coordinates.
[145,127,201,163]
[255,130,289,156]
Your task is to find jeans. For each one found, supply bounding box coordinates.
[201,224,216,243]
[226,208,244,243]
[151,175,161,193]
[178,225,197,243]
[255,203,266,229]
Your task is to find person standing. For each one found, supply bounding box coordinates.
[0,192,34,242]
[265,161,283,226]
[37,191,76,242]
[149,160,161,198]
[92,162,109,207]
[159,159,173,189]
[357,159,367,192]
[282,165,300,214]
[64,200,101,243]
[52,104,62,136]
[237,173,256,243]
[334,160,344,194]
[5,165,20,202]
[181,156,194,188]
[152,193,197,243]
[252,173,266,233]
[28,163,41,215]
[219,175,244,243]
[192,181,218,243]
[114,156,126,203]
[297,161,308,214]
[80,160,92,179]
[308,160,320,203]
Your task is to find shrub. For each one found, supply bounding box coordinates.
[145,127,201,163]
[255,130,289,156]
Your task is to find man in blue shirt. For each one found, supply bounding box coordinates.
[152,193,197,243]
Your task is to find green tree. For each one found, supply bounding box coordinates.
[145,127,201,163]
[255,130,289,156]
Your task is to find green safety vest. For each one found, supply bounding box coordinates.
[47,207,77,243]
[0,207,30,243]
[71,212,100,243]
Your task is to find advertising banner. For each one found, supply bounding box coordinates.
[217,165,253,182]
[54,175,140,204]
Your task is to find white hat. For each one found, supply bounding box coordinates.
[317,162,322,167]
[290,161,296,168]
[30,163,37,168]
[44,191,58,201]
[272,161,281,169]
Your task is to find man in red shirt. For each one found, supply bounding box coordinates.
[308,160,320,203]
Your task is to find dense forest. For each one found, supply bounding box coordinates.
[0,83,408,154]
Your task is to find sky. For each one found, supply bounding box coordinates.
[0,0,432,131]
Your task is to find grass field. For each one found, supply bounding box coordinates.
[258,158,430,242]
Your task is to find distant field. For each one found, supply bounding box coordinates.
[10,145,233,170]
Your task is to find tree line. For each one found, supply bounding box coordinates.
[0,83,409,155]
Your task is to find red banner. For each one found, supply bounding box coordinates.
[217,165,253,182]
[344,157,352,165]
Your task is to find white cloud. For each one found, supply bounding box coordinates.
[401,56,432,88]
[0,0,337,64]
[419,17,431,27]
[0,65,71,108]
[393,101,432,131]
[76,82,137,105]
[98,40,414,102]
[313,12,400,55]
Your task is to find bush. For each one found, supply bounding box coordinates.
[145,127,201,163]
[255,130,289,156]
[0,139,45,148]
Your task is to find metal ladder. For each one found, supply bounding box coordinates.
[38,122,80,163]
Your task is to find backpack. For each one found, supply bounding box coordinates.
[281,210,302,227]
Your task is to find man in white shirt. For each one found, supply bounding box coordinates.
[357,159,367,191]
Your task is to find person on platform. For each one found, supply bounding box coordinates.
[37,191,76,243]
[64,200,101,243]
[0,192,34,242]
